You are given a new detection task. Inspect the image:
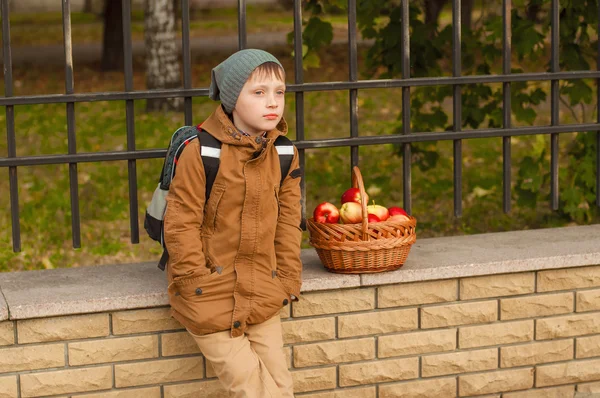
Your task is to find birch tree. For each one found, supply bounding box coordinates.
[144,0,183,111]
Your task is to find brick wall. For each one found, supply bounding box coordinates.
[1,265,600,397]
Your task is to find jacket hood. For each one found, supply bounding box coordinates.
[200,105,288,148]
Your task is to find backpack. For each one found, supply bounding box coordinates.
[144,125,295,270]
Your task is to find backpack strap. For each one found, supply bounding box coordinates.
[274,135,294,185]
[198,129,221,199]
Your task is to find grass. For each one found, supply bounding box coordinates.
[0,8,597,272]
[0,5,348,46]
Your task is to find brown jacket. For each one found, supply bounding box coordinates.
[163,106,303,337]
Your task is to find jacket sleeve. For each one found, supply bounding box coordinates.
[163,140,208,280]
[274,147,303,300]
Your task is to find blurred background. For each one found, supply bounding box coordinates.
[0,0,598,272]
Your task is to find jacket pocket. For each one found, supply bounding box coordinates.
[169,270,223,302]
[203,183,226,235]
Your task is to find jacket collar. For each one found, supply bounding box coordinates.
[201,105,288,148]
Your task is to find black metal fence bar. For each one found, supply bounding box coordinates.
[6,122,600,168]
[550,0,560,210]
[2,71,600,107]
[401,0,411,214]
[452,0,463,217]
[238,0,246,50]
[62,0,81,248]
[502,0,512,213]
[182,0,193,125]
[348,0,359,173]
[1,0,20,252]
[293,0,306,227]
[122,0,139,243]
[598,3,600,208]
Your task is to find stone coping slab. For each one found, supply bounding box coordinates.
[0,286,8,321]
[0,224,598,320]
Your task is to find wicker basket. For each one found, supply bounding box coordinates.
[307,166,416,274]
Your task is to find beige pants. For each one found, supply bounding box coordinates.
[189,315,294,398]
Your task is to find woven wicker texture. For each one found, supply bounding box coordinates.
[307,166,417,274]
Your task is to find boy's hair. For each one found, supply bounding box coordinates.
[249,61,285,82]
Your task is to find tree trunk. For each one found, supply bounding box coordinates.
[83,0,93,13]
[424,0,474,30]
[145,0,183,112]
[101,0,124,71]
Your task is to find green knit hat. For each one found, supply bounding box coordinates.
[208,49,283,113]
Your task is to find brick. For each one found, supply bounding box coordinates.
[161,331,201,356]
[458,368,534,396]
[500,339,573,367]
[502,386,575,398]
[292,289,374,317]
[422,348,497,377]
[20,366,112,397]
[0,375,17,398]
[339,357,419,387]
[537,358,600,387]
[280,303,291,318]
[577,335,600,358]
[538,266,600,292]
[577,289,600,312]
[71,387,161,398]
[460,273,535,300]
[112,308,182,335]
[500,293,573,320]
[205,359,216,378]
[421,301,497,329]
[281,317,336,344]
[293,338,374,367]
[578,381,600,393]
[292,366,337,393]
[379,377,456,398]
[536,313,600,340]
[69,335,158,365]
[0,343,64,372]
[378,329,456,358]
[338,308,418,338]
[378,280,457,308]
[18,314,109,343]
[163,380,227,398]
[115,357,203,387]
[459,320,533,349]
[298,386,376,398]
[285,346,292,368]
[0,323,13,346]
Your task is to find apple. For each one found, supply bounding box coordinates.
[341,187,368,205]
[367,203,389,221]
[313,202,340,223]
[388,206,410,222]
[367,213,380,223]
[388,206,408,217]
[339,202,362,224]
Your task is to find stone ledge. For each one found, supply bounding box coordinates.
[0,287,8,321]
[0,224,598,321]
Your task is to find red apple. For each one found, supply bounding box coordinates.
[367,213,380,223]
[339,202,362,224]
[313,202,340,223]
[367,204,389,221]
[341,187,368,205]
[388,206,410,222]
[388,206,408,217]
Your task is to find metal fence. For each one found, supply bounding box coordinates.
[1,0,599,253]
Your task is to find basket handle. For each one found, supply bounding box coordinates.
[351,166,369,240]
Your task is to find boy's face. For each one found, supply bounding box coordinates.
[232,71,285,136]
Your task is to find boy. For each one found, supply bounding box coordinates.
[163,49,302,397]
